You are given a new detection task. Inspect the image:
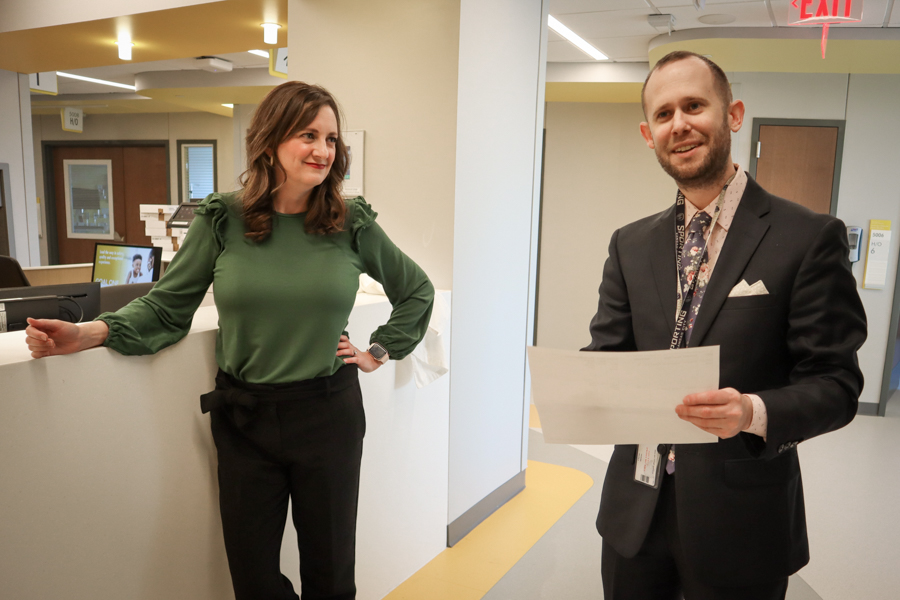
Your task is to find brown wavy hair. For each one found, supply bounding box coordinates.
[240,81,349,241]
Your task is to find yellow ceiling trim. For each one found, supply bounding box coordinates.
[0,0,287,74]
[545,82,643,103]
[650,38,900,74]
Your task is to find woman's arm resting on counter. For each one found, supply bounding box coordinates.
[24,318,110,359]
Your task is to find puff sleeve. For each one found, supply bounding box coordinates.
[348,197,434,360]
[97,193,229,355]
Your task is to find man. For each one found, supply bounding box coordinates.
[584,51,866,599]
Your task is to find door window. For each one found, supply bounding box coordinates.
[62,159,115,239]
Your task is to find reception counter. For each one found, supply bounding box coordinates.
[0,292,450,600]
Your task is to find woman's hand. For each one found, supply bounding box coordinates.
[336,334,386,373]
[24,318,109,359]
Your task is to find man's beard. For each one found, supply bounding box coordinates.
[655,121,732,191]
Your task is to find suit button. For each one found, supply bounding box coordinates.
[657,444,667,455]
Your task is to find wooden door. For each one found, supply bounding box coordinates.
[51,145,167,264]
[755,125,839,215]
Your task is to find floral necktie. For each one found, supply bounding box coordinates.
[680,210,712,345]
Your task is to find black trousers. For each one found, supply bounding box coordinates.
[204,365,365,600]
[601,472,789,600]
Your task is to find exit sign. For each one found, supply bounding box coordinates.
[789,0,863,23]
[788,0,863,57]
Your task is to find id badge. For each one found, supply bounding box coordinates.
[634,444,664,489]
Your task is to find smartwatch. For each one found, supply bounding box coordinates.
[366,342,389,364]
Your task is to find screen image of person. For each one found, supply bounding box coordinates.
[24,81,435,600]
[582,52,866,599]
[125,253,151,284]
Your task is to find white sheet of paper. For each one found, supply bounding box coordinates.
[527,346,719,445]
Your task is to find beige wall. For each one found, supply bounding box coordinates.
[288,0,460,290]
[536,101,673,350]
[32,111,236,263]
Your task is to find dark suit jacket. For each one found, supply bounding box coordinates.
[585,175,866,587]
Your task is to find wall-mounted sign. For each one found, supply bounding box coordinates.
[863,219,890,290]
[29,71,58,95]
[269,48,288,79]
[341,130,365,197]
[789,0,863,58]
[61,107,84,133]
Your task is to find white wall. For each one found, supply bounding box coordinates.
[537,102,673,351]
[449,0,546,522]
[538,72,900,409]
[835,74,900,407]
[288,0,460,291]
[0,69,40,265]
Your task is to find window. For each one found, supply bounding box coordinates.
[177,141,217,202]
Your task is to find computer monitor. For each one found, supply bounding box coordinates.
[0,282,101,332]
[92,243,162,287]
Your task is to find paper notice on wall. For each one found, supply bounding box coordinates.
[863,220,891,290]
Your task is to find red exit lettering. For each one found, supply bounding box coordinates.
[801,0,853,19]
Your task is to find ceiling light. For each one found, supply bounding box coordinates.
[547,15,608,61]
[261,23,281,45]
[648,14,677,35]
[248,49,269,58]
[222,104,234,108]
[56,72,136,91]
[116,33,134,61]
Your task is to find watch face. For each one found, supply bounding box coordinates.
[368,343,387,359]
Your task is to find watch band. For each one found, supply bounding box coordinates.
[367,342,389,364]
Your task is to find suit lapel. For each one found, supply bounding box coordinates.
[689,178,771,347]
[649,205,678,335]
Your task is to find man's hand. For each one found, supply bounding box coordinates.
[675,387,753,439]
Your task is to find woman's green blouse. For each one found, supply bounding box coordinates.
[98,192,435,384]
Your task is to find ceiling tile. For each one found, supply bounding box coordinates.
[549,0,648,15]
[547,40,600,62]
[588,34,657,60]
[554,8,670,39]
[667,2,776,29]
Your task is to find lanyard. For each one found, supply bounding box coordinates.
[669,175,735,350]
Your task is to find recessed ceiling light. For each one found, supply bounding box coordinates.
[248,49,269,58]
[548,15,608,61]
[56,72,136,91]
[261,23,281,45]
[116,33,134,61]
[698,14,736,25]
[222,104,234,108]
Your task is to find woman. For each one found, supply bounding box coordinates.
[24,81,434,600]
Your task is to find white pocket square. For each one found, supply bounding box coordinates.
[728,279,769,297]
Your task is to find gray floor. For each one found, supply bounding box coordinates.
[483,395,900,599]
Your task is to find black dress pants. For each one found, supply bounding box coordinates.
[601,472,789,600]
[204,365,365,600]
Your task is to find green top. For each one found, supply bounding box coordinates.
[98,192,435,384]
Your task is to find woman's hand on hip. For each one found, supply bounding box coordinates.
[336,334,383,373]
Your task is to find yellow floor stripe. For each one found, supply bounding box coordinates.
[529,403,541,429]
[382,460,593,599]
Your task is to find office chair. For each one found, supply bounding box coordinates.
[0,255,31,288]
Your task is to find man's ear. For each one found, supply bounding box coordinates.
[639,122,655,150]
[728,99,745,133]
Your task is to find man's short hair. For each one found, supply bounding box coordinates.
[641,51,733,118]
